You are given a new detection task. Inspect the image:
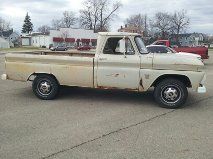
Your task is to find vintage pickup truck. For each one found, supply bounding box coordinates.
[1,32,206,109]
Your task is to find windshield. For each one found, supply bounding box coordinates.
[135,36,148,54]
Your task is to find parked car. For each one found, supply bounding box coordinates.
[77,45,91,51]
[1,32,206,109]
[67,45,76,49]
[146,45,202,60]
[90,46,96,49]
[50,46,68,51]
[152,40,209,59]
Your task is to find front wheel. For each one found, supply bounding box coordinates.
[154,78,188,109]
[32,75,59,100]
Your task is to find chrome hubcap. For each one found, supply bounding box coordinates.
[38,81,52,95]
[161,86,181,103]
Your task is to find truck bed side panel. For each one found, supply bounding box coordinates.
[5,54,94,88]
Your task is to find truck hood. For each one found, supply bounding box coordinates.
[153,53,204,71]
[178,52,201,58]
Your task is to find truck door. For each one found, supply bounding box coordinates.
[97,37,140,89]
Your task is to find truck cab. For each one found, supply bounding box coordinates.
[95,33,151,90]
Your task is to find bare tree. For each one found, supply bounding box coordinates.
[97,0,122,32]
[0,17,11,31]
[79,10,92,30]
[170,10,190,42]
[126,14,144,28]
[125,14,149,35]
[207,35,213,44]
[79,0,99,31]
[61,11,77,28]
[37,25,51,34]
[51,19,62,30]
[151,12,172,39]
[80,0,122,32]
[51,11,77,30]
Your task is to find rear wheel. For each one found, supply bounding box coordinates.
[32,75,59,100]
[154,78,188,109]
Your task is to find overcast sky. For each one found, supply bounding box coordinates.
[0,0,213,34]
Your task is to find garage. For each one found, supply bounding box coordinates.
[0,37,10,48]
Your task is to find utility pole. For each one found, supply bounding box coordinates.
[144,14,147,37]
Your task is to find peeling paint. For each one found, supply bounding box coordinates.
[106,73,119,77]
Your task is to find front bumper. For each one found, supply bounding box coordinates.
[197,74,206,93]
[197,85,206,93]
[1,74,7,80]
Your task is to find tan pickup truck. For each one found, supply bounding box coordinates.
[1,32,206,108]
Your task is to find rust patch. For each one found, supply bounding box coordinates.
[97,86,138,92]
[43,51,95,58]
[106,73,119,77]
[139,79,144,92]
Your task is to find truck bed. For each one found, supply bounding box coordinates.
[10,50,96,58]
[42,50,96,57]
[5,52,95,88]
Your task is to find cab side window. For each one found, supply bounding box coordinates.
[103,37,135,55]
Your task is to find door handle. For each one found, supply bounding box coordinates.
[99,58,107,61]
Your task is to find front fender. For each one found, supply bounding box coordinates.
[139,69,205,92]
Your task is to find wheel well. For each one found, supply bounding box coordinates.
[28,73,60,85]
[152,74,192,88]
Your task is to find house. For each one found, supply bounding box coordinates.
[170,33,205,46]
[31,28,98,48]
[0,37,10,48]
[0,29,20,47]
[30,32,49,48]
[118,24,143,35]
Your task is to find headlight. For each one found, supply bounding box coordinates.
[197,57,202,60]
[196,56,204,65]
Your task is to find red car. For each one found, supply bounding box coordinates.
[77,45,91,51]
[152,40,209,59]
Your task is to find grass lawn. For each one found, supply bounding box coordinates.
[0,46,48,52]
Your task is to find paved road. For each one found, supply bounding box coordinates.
[0,53,212,159]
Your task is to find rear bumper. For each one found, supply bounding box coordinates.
[1,74,7,80]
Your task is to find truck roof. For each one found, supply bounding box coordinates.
[98,32,140,36]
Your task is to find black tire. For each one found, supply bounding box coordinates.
[154,78,188,109]
[32,75,59,100]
